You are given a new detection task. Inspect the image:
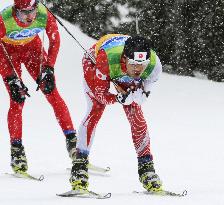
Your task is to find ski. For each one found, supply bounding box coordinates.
[57,189,111,199]
[88,163,110,173]
[5,172,44,181]
[133,189,187,197]
[67,163,110,173]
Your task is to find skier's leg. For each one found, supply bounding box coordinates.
[23,45,77,159]
[3,84,28,173]
[76,52,106,154]
[70,92,106,190]
[77,93,106,153]
[0,45,28,173]
[0,45,24,143]
[70,54,106,190]
[44,88,77,158]
[123,104,151,157]
[123,104,162,192]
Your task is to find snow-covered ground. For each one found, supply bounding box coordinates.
[1,1,224,204]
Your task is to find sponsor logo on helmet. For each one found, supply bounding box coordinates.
[134,52,147,61]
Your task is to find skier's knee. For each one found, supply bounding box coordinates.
[41,76,55,95]
[36,66,55,95]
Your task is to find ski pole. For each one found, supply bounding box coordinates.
[36,30,45,91]
[36,0,46,91]
[135,13,140,35]
[112,81,127,94]
[40,1,96,64]
[0,41,30,97]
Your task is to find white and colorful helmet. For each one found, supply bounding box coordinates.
[14,0,39,10]
[124,36,151,63]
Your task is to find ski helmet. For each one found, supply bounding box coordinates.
[124,36,151,61]
[14,0,39,10]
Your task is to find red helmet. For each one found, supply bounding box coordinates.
[14,0,38,10]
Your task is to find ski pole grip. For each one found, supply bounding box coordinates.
[26,92,31,97]
[36,85,40,91]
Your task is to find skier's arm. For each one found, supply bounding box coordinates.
[0,16,6,39]
[45,11,60,67]
[143,55,162,92]
[93,50,117,105]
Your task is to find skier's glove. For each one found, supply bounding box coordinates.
[116,89,133,105]
[133,88,150,105]
[36,65,55,94]
[5,75,30,103]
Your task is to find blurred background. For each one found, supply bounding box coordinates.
[45,0,224,82]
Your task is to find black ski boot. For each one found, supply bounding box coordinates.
[65,133,77,160]
[11,144,28,173]
[138,155,162,192]
[70,152,89,191]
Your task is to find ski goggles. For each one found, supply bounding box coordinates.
[127,58,150,67]
[18,7,37,15]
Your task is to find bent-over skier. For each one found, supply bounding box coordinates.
[70,34,163,193]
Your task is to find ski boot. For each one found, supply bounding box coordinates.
[138,155,162,192]
[65,133,77,160]
[70,152,89,192]
[11,144,28,173]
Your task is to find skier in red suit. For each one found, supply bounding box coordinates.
[0,0,77,174]
[70,34,163,193]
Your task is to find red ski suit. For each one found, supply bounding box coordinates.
[77,35,162,158]
[0,7,75,143]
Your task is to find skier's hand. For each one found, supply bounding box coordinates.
[5,75,30,103]
[36,65,55,94]
[116,89,134,105]
[133,88,150,105]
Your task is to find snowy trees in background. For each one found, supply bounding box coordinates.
[192,0,224,82]
[46,0,224,82]
[47,0,121,38]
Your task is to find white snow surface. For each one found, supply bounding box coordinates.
[1,1,224,205]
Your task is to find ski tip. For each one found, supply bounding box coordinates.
[133,189,188,197]
[56,193,69,197]
[38,175,45,181]
[5,172,44,181]
[104,192,112,198]
[182,190,187,196]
